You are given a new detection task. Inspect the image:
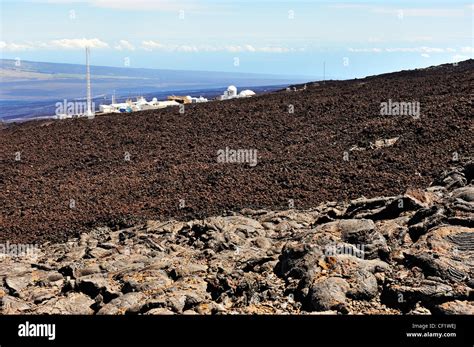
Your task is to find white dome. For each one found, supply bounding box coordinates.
[227,85,237,96]
[239,89,255,97]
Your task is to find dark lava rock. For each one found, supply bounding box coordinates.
[308,277,350,311]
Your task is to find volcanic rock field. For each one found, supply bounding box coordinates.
[1,60,472,244]
[0,161,473,314]
[0,60,473,315]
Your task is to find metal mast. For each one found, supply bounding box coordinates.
[323,61,326,83]
[86,46,93,117]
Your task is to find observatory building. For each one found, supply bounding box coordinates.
[219,85,255,100]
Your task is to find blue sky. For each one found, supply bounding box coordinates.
[1,0,473,79]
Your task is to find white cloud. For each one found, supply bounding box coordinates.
[259,46,290,53]
[141,40,166,51]
[114,40,135,51]
[225,45,243,53]
[0,38,301,54]
[48,38,109,49]
[348,47,383,53]
[385,47,445,53]
[0,41,35,51]
[141,41,292,53]
[176,44,198,52]
[244,44,256,52]
[421,53,430,58]
[197,45,219,52]
[0,38,109,51]
[224,45,290,53]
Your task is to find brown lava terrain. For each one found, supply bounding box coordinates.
[1,60,472,244]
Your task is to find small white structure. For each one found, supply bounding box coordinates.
[220,85,237,100]
[99,96,180,113]
[190,96,208,103]
[99,102,131,113]
[227,85,237,97]
[155,100,180,109]
[136,98,180,110]
[99,105,114,113]
[238,89,255,98]
[219,85,255,100]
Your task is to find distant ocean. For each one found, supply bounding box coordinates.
[0,85,285,123]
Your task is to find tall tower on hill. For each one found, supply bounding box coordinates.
[85,46,93,117]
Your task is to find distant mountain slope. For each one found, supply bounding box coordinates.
[0,59,309,100]
[1,59,307,80]
[0,59,311,121]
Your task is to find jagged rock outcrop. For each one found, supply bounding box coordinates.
[1,161,472,315]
